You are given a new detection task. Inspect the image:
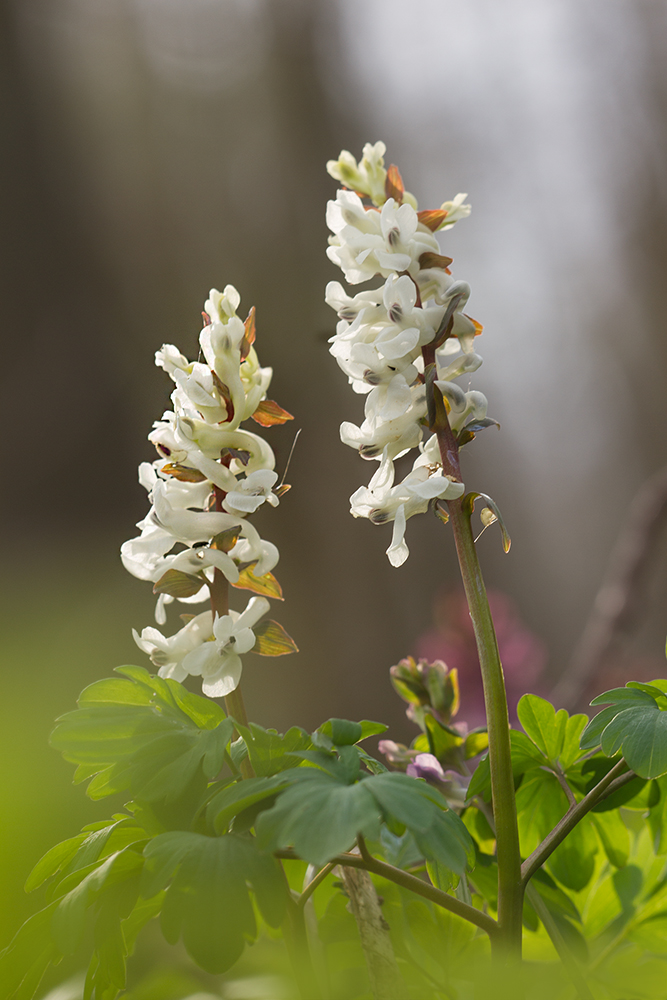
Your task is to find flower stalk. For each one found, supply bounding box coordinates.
[423,355,523,956]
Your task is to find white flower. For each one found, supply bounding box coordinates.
[180,597,270,698]
[149,479,236,545]
[340,382,426,460]
[229,519,279,577]
[133,611,213,682]
[222,470,280,516]
[350,451,465,568]
[327,193,439,285]
[438,193,471,230]
[326,141,388,206]
[204,285,241,324]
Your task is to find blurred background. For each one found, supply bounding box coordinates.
[2,0,667,985]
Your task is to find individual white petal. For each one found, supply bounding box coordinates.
[386,504,409,568]
[202,654,243,698]
[212,613,236,645]
[223,492,266,514]
[233,627,256,655]
[435,380,467,413]
[374,327,420,361]
[235,596,271,631]
[181,640,222,678]
[155,593,171,625]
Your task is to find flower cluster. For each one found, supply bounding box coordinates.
[326,142,496,566]
[121,285,296,698]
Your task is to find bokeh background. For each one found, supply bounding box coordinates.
[3,0,667,989]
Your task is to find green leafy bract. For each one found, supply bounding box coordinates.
[580,682,667,778]
[50,666,234,804]
[142,831,287,974]
[256,760,473,872]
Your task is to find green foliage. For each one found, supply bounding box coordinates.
[50,666,234,809]
[142,831,287,974]
[256,750,473,871]
[580,681,667,778]
[231,721,312,777]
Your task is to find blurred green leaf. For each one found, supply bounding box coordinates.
[50,667,234,804]
[591,810,630,868]
[142,832,287,974]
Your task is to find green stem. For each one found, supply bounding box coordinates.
[521,759,631,884]
[422,343,523,957]
[275,848,499,939]
[448,499,523,954]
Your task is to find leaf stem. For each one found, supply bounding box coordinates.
[521,759,631,885]
[275,848,499,939]
[423,343,523,957]
[297,863,336,910]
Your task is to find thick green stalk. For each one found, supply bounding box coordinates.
[423,344,523,956]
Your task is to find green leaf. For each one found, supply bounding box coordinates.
[516,771,597,891]
[580,684,667,776]
[257,768,473,873]
[51,848,143,955]
[423,714,464,762]
[206,775,293,834]
[529,869,582,924]
[467,729,546,801]
[256,771,383,867]
[559,713,589,770]
[426,858,458,893]
[591,810,630,868]
[464,729,489,759]
[252,619,298,656]
[25,835,87,893]
[152,569,205,598]
[50,668,234,804]
[317,719,363,746]
[142,832,287,975]
[233,722,311,778]
[517,694,567,763]
[0,903,59,1000]
[601,707,667,778]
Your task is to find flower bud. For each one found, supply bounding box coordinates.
[390,655,460,724]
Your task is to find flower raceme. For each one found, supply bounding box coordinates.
[121,285,297,699]
[326,142,496,566]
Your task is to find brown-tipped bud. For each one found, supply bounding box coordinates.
[390,656,460,724]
